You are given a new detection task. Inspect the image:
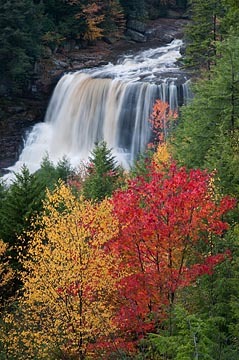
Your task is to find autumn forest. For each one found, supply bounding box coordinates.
[0,0,239,359]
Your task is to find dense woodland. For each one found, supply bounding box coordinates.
[0,0,187,95]
[0,0,239,359]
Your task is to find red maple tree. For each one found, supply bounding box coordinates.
[109,162,235,346]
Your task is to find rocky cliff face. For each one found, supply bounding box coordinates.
[0,99,48,173]
[0,18,188,174]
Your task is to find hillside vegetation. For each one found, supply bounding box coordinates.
[0,0,186,95]
[0,0,239,359]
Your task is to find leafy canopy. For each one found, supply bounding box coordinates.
[4,183,120,359]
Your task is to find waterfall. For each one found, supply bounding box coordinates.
[182,79,193,105]
[3,39,191,180]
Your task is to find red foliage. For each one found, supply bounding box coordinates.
[109,162,235,346]
[149,99,178,148]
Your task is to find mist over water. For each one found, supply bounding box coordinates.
[3,39,191,182]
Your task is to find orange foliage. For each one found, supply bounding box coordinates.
[78,3,105,41]
[149,99,178,147]
[67,1,105,41]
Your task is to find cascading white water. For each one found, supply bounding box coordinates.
[182,79,193,105]
[3,39,190,180]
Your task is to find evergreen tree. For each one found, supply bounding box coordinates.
[82,141,123,202]
[173,35,239,197]
[0,159,74,302]
[129,149,154,179]
[0,0,44,93]
[176,0,188,9]
[184,0,224,71]
[34,155,73,193]
[221,0,239,36]
[0,181,6,217]
[0,157,73,255]
[43,0,73,26]
[119,0,147,20]
[42,0,85,41]
[227,225,239,357]
[0,166,41,257]
[175,229,239,359]
[101,0,125,38]
[172,34,239,356]
[0,166,43,301]
[0,159,73,246]
[141,306,218,359]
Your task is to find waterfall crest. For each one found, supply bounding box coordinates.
[3,39,190,178]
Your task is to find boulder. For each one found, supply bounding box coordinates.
[127,20,146,34]
[53,59,69,69]
[126,29,147,43]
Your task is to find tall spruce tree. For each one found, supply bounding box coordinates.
[0,167,40,254]
[82,141,123,202]
[0,158,73,250]
[173,35,239,197]
[184,0,225,71]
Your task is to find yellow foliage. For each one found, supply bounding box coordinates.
[84,15,105,41]
[67,0,125,41]
[3,183,120,359]
[207,171,221,201]
[153,143,171,169]
[77,3,105,41]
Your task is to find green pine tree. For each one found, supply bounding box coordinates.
[34,155,73,191]
[141,306,217,359]
[172,35,239,197]
[119,0,147,20]
[221,0,239,36]
[82,141,123,202]
[0,0,44,93]
[0,166,41,253]
[0,158,74,250]
[184,0,224,71]
[0,159,74,301]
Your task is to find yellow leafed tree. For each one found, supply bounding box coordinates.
[4,182,119,359]
[76,2,105,41]
[152,143,171,168]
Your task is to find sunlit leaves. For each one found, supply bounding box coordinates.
[1,162,235,358]
[110,162,235,343]
[5,182,120,359]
